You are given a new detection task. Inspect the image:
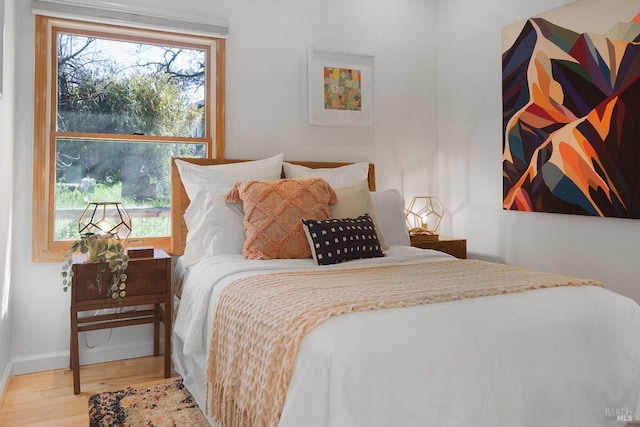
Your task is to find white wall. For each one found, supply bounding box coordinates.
[0,0,15,394]
[435,0,640,302]
[8,0,438,373]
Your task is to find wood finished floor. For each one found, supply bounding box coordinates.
[0,356,177,427]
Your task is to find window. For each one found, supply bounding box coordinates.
[33,15,226,261]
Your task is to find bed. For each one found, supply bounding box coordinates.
[170,155,640,427]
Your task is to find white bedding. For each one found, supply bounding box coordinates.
[172,246,640,427]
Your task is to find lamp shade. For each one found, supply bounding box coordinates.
[78,202,132,241]
[406,196,444,234]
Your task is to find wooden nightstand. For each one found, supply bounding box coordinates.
[410,235,467,259]
[70,249,171,394]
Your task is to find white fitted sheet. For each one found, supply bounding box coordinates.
[172,246,640,427]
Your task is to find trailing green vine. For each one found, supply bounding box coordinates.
[61,233,130,299]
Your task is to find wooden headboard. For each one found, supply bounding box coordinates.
[170,158,376,255]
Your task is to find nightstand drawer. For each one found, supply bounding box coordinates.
[73,257,169,301]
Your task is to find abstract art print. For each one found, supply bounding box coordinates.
[324,67,362,111]
[308,48,374,127]
[502,1,640,219]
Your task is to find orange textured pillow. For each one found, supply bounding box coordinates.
[225,178,338,259]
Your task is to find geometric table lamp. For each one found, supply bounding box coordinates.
[406,196,444,235]
[78,202,132,242]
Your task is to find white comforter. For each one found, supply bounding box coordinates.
[172,246,640,427]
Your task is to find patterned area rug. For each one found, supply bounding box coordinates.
[88,379,209,426]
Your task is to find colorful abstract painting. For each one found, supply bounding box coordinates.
[324,67,362,111]
[502,14,640,218]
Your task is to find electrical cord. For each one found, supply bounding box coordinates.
[83,306,139,348]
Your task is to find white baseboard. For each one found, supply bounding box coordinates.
[11,339,161,375]
[0,359,14,404]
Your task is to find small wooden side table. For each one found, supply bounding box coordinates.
[410,235,467,259]
[70,249,171,394]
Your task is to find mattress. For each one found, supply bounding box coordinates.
[172,245,640,427]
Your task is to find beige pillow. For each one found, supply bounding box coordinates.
[225,178,337,259]
[330,179,389,251]
[283,162,369,188]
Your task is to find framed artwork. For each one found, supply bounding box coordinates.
[502,1,640,219]
[307,47,374,127]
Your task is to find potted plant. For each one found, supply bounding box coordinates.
[61,233,129,299]
[61,202,132,299]
[61,233,130,299]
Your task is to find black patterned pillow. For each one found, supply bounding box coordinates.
[302,214,384,265]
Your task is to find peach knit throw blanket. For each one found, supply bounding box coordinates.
[206,259,602,427]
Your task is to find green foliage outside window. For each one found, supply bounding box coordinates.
[54,32,208,240]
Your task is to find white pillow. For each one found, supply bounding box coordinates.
[176,153,284,200]
[330,179,389,251]
[175,153,284,266]
[370,189,410,246]
[283,162,369,188]
[182,188,246,266]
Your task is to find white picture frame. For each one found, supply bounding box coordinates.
[307,47,374,127]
